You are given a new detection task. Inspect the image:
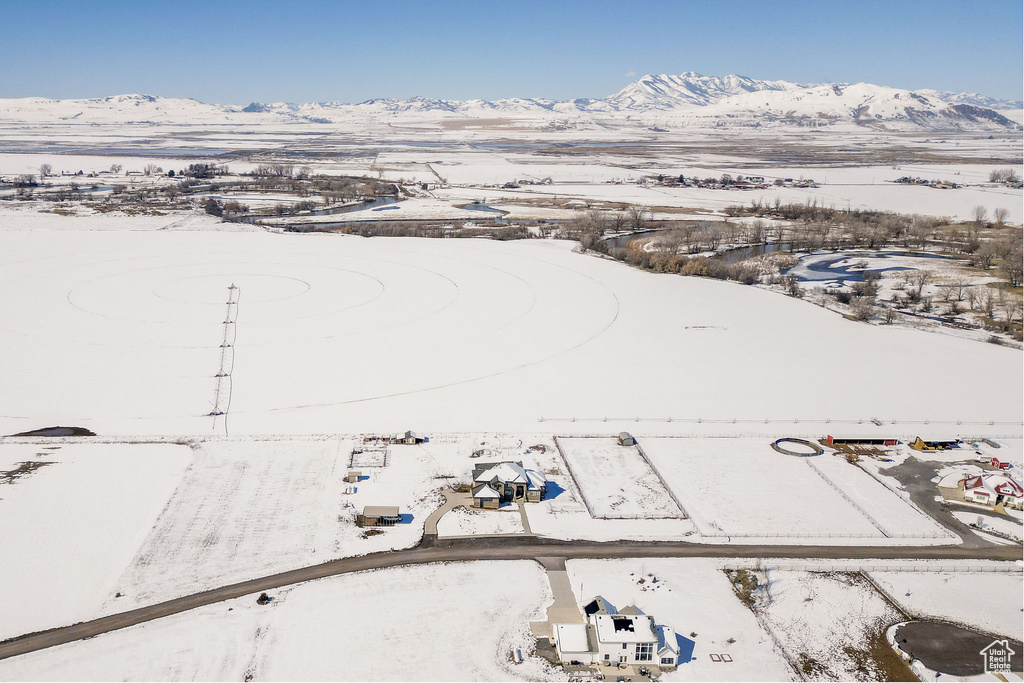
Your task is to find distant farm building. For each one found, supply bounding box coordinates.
[909,436,961,452]
[357,506,401,527]
[825,435,899,446]
[400,430,425,444]
[618,432,636,446]
[471,461,546,508]
[962,474,1023,510]
[553,597,687,669]
[345,470,361,483]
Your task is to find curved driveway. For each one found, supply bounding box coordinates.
[1,535,1020,662]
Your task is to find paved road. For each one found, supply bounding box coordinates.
[1,536,1020,662]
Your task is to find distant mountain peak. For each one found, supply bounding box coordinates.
[0,75,1019,132]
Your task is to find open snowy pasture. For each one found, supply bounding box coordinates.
[806,455,952,538]
[866,571,1024,641]
[640,438,889,539]
[106,437,450,611]
[564,558,795,681]
[0,441,191,640]
[750,570,905,681]
[0,226,1019,436]
[0,561,559,682]
[556,436,683,518]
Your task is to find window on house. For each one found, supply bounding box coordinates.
[635,642,653,661]
[660,657,674,665]
[622,643,627,649]
[604,654,610,661]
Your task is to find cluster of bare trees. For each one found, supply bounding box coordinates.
[989,168,1020,184]
[252,164,303,178]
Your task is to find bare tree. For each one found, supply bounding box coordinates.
[627,205,652,231]
[993,207,1009,226]
[143,163,162,176]
[110,164,123,174]
[1002,241,1024,287]
[39,163,52,179]
[912,270,931,298]
[972,205,988,225]
[965,286,979,311]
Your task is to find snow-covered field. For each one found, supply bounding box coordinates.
[807,455,952,538]
[556,437,683,518]
[0,227,1019,436]
[0,441,191,640]
[0,561,558,682]
[641,438,889,538]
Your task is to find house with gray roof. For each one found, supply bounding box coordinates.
[471,461,546,507]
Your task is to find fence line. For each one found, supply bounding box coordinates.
[805,458,892,537]
[721,562,1018,573]
[552,436,596,519]
[539,417,1022,427]
[853,462,958,539]
[633,441,690,520]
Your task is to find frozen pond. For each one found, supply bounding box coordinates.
[785,249,959,283]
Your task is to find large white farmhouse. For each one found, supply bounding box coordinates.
[553,597,683,669]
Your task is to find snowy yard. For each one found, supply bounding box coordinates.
[0,562,559,682]
[436,505,525,536]
[556,437,683,518]
[564,559,795,681]
[0,441,191,640]
[641,438,886,538]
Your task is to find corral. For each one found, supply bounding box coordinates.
[555,436,684,519]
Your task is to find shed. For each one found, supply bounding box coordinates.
[826,435,898,446]
[909,436,961,452]
[358,506,401,527]
[345,470,362,483]
[618,432,636,446]
[402,430,425,444]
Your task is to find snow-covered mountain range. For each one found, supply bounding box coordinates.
[1,73,1020,131]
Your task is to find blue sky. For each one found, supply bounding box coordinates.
[2,0,1021,103]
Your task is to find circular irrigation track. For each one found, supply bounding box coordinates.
[0,233,620,425]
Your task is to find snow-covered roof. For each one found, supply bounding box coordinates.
[473,461,546,489]
[525,468,546,490]
[594,614,657,644]
[964,473,1023,499]
[471,483,500,499]
[362,506,400,518]
[554,623,591,654]
[584,596,616,616]
[657,625,679,655]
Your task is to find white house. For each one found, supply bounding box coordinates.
[553,598,682,669]
[963,473,1024,510]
